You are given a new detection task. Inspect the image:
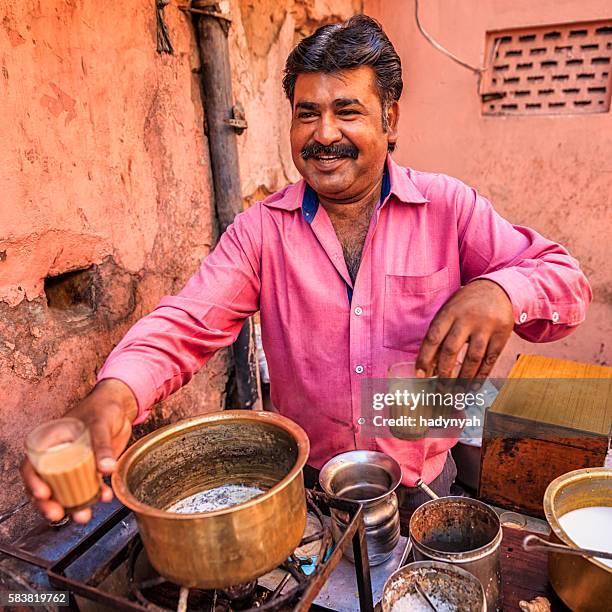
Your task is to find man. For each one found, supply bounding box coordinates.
[22,15,591,524]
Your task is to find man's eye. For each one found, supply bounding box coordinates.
[297,112,317,119]
[338,109,359,117]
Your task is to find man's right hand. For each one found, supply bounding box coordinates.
[20,379,137,524]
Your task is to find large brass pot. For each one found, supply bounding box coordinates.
[112,410,309,588]
[544,467,612,612]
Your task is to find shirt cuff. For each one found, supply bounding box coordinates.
[96,359,159,425]
[474,268,540,326]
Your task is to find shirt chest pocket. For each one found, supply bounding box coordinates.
[383,267,450,352]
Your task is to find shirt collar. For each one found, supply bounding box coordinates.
[261,154,429,212]
[385,154,429,205]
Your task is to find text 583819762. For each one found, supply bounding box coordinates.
[1,591,70,606]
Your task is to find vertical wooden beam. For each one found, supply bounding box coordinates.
[192,3,261,410]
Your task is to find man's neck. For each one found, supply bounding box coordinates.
[317,174,383,222]
[316,174,383,284]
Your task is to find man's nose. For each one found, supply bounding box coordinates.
[314,114,342,146]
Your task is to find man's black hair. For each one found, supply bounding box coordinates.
[283,14,402,152]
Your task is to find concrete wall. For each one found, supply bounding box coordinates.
[365,0,611,373]
[231,0,362,203]
[0,0,360,520]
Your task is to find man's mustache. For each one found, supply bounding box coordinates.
[300,142,359,160]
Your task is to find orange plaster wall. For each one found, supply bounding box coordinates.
[0,1,228,519]
[365,0,612,373]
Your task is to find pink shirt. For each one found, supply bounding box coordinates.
[98,156,591,486]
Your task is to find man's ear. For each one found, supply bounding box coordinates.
[385,100,400,148]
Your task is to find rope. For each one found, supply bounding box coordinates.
[156,0,174,54]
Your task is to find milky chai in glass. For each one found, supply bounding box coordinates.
[26,417,100,511]
[387,362,434,439]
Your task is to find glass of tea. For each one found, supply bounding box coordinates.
[26,417,101,511]
[387,361,436,440]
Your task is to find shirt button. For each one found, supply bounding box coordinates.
[552,311,559,323]
[354,306,363,316]
[355,365,364,374]
[519,312,528,324]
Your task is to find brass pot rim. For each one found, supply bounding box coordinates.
[543,467,612,574]
[111,410,310,520]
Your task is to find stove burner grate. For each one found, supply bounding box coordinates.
[128,490,333,612]
[42,489,374,611]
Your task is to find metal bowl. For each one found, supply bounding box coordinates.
[381,560,486,611]
[544,467,612,612]
[112,410,309,588]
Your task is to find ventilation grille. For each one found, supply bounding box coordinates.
[482,20,612,115]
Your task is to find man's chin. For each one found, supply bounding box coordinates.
[299,161,356,195]
[304,173,354,198]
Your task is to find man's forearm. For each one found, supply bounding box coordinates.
[456,180,592,343]
[475,249,592,343]
[95,303,234,423]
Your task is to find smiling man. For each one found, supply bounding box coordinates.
[22,15,591,524]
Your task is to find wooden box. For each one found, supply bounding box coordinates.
[479,355,612,517]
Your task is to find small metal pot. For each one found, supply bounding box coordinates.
[319,450,402,566]
[112,410,309,588]
[410,496,502,611]
[381,560,486,611]
[544,467,612,612]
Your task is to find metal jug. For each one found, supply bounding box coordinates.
[319,450,402,566]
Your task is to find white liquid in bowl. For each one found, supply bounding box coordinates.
[166,484,265,513]
[557,506,612,569]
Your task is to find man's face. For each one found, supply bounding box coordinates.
[290,66,398,202]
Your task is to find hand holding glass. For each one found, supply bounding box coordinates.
[26,418,101,512]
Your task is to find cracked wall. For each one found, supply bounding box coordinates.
[0,1,227,522]
[0,0,362,527]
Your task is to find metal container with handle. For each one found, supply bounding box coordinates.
[112,410,309,589]
[411,480,502,611]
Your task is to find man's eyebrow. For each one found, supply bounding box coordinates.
[334,98,364,108]
[295,101,319,111]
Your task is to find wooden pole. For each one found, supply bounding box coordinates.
[193,2,261,410]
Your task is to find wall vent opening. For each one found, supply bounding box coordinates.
[44,267,96,314]
[482,19,612,115]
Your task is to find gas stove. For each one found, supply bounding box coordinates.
[0,488,408,612]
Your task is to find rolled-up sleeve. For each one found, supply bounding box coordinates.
[455,182,592,342]
[97,205,262,423]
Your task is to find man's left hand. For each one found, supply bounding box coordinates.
[415,279,514,380]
